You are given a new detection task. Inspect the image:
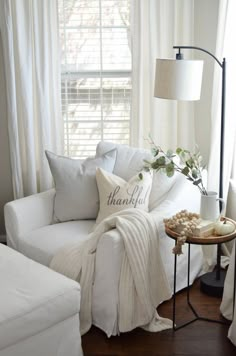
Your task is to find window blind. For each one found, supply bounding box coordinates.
[58,0,132,158]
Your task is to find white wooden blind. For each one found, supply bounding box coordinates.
[58,0,132,158]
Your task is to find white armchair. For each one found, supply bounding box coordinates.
[4,141,204,336]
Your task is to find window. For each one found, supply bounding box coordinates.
[58,0,132,158]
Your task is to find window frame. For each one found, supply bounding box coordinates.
[59,0,132,158]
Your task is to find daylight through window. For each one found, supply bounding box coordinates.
[58,0,132,158]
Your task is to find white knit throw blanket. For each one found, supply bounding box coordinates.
[50,209,172,335]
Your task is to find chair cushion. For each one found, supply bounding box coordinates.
[96,141,177,209]
[96,141,151,180]
[96,168,153,224]
[0,244,81,351]
[18,220,95,266]
[45,148,117,222]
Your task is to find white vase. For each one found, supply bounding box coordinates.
[200,191,225,221]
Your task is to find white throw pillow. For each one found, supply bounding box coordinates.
[96,168,153,224]
[96,141,177,210]
[45,149,117,222]
[96,141,152,180]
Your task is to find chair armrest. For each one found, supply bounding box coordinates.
[92,229,124,336]
[4,189,55,249]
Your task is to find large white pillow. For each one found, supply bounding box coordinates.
[96,168,153,224]
[46,149,116,222]
[96,141,152,180]
[96,141,177,210]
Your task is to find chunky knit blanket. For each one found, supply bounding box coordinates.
[50,208,172,335]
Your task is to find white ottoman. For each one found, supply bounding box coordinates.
[0,244,83,356]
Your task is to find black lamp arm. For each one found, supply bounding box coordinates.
[173,45,223,68]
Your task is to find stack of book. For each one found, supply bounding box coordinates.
[176,219,215,237]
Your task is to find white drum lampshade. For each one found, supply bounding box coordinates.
[154,59,204,101]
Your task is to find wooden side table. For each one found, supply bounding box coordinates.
[165,217,236,331]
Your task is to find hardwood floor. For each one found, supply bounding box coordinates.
[82,279,236,356]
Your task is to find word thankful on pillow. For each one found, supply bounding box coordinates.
[45,149,117,222]
[96,168,153,224]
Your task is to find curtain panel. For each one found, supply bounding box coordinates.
[0,0,63,198]
[208,0,236,217]
[131,0,195,151]
[130,0,219,270]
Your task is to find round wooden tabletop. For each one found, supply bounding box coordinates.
[165,217,236,245]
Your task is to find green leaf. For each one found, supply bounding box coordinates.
[156,156,166,165]
[176,147,182,155]
[151,161,161,170]
[151,148,159,157]
[186,158,194,168]
[180,151,186,161]
[166,170,174,178]
[191,168,198,179]
[193,178,202,186]
[181,166,190,176]
[138,173,143,180]
[166,162,175,177]
[150,155,167,171]
[166,149,174,158]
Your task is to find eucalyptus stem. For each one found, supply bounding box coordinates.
[146,137,207,196]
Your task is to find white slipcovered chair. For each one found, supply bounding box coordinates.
[4,141,205,336]
[0,244,83,356]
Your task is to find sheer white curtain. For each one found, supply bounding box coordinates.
[207,0,236,262]
[131,0,195,151]
[219,3,236,345]
[0,0,63,199]
[222,0,236,220]
[208,0,236,209]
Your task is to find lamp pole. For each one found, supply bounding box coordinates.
[173,46,226,295]
[173,46,226,203]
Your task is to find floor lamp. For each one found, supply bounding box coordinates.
[154,45,226,296]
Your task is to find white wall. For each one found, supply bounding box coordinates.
[0,33,13,237]
[0,0,220,234]
[194,0,220,164]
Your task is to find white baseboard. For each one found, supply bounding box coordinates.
[0,235,6,243]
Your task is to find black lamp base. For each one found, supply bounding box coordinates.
[200,270,226,297]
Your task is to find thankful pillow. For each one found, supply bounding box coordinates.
[45,149,117,222]
[96,168,153,224]
[96,141,177,209]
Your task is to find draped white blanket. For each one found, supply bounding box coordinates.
[50,209,172,335]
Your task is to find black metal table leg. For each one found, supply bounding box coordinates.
[173,242,229,330]
[187,244,198,319]
[173,243,198,330]
[173,240,177,330]
[167,222,236,330]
